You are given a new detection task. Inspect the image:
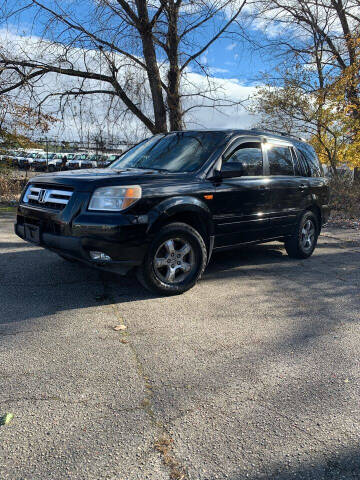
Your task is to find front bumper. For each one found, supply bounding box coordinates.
[15,197,150,275]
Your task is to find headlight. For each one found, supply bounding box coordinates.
[88,185,142,211]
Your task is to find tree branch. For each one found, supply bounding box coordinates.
[180,0,247,71]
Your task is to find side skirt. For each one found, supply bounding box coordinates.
[213,236,285,253]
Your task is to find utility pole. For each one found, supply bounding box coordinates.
[46,137,49,172]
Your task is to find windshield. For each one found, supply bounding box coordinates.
[110,132,226,173]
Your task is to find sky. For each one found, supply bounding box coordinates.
[2,1,281,143]
[9,1,275,83]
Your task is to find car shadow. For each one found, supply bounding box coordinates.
[1,236,356,329]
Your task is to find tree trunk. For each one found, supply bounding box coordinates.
[166,1,183,131]
[331,0,359,121]
[136,0,168,133]
[329,154,338,177]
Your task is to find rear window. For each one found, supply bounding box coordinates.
[296,143,323,177]
[267,145,294,176]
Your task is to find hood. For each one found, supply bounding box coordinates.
[29,168,193,191]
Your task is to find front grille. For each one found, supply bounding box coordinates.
[23,185,74,211]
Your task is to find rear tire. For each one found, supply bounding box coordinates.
[285,211,319,259]
[137,222,207,295]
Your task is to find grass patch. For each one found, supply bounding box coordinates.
[0,166,26,204]
[0,205,17,213]
[154,436,187,480]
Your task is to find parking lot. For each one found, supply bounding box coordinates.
[1,210,360,479]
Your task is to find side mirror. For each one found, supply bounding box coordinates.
[221,163,245,178]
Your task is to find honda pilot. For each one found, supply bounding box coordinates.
[15,130,330,295]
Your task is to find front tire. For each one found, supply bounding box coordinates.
[137,222,207,295]
[285,211,319,259]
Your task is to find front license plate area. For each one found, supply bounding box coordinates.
[24,224,41,244]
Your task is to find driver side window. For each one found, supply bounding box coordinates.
[223,142,263,176]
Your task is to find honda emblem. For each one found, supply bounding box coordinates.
[38,189,47,203]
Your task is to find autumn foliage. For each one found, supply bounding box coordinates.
[0,95,57,148]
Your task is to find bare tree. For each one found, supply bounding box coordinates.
[250,0,360,171]
[252,0,360,114]
[0,0,247,134]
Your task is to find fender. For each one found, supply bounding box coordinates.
[146,195,214,237]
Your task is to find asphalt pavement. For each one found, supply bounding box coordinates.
[1,211,360,480]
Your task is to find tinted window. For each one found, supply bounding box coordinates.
[111,132,226,173]
[267,146,294,176]
[296,143,323,177]
[295,148,310,176]
[290,148,302,176]
[223,142,263,176]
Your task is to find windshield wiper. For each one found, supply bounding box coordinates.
[129,166,170,172]
[112,166,170,173]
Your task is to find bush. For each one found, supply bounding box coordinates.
[329,175,360,218]
[0,165,27,204]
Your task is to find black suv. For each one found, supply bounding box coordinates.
[15,130,330,295]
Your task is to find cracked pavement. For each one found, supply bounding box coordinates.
[1,211,360,479]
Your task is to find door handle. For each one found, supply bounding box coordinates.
[259,185,270,190]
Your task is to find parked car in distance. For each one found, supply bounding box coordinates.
[18,152,43,170]
[33,153,54,171]
[33,153,66,172]
[100,153,121,168]
[16,129,330,295]
[79,154,100,169]
[0,150,22,167]
[13,151,28,166]
[66,153,89,170]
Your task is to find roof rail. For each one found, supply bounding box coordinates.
[250,128,306,142]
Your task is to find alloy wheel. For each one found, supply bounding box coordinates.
[153,238,195,284]
[301,219,316,252]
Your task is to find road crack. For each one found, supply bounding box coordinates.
[108,293,188,480]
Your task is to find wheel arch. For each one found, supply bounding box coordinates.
[147,196,214,253]
[305,204,322,232]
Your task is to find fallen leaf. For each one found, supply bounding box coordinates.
[344,378,350,383]
[120,339,128,344]
[0,413,14,426]
[113,325,127,331]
